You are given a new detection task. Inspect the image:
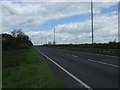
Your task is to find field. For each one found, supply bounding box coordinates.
[3,47,63,88]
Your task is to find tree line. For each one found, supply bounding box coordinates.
[44,41,120,49]
[2,29,33,50]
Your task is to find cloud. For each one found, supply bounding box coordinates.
[24,11,118,45]
[1,1,118,44]
[3,0,119,2]
[1,1,117,28]
[1,2,88,26]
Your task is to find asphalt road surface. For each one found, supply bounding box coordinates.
[35,46,119,89]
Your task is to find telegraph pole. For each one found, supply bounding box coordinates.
[118,1,120,42]
[91,0,94,44]
[52,25,56,45]
[45,36,47,44]
[39,37,42,45]
[40,37,43,45]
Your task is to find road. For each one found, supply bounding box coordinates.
[35,46,119,89]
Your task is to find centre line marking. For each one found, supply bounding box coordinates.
[88,59,120,68]
[66,53,78,57]
[38,50,93,90]
[71,55,79,57]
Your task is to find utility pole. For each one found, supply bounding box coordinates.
[40,36,43,45]
[118,1,120,42]
[52,25,56,45]
[45,36,47,44]
[91,0,94,44]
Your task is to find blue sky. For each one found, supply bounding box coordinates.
[37,13,91,31]
[40,4,118,31]
[1,1,118,44]
[4,3,118,32]
[101,4,118,14]
[5,13,91,31]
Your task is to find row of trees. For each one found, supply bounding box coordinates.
[44,42,120,49]
[2,29,33,50]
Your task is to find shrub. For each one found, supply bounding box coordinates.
[17,43,31,49]
[2,30,33,50]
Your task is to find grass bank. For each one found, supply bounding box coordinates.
[48,46,119,56]
[3,47,63,88]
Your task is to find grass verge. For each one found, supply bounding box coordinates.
[51,46,119,56]
[3,47,63,88]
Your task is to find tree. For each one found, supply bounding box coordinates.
[2,29,33,50]
[48,41,52,46]
[53,41,56,45]
[2,33,13,50]
[11,29,33,48]
[11,29,29,40]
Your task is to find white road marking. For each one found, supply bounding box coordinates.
[65,53,70,56]
[65,53,78,58]
[91,53,119,58]
[94,54,104,56]
[38,50,93,90]
[71,55,79,57]
[88,59,120,68]
[64,52,119,69]
[104,55,119,58]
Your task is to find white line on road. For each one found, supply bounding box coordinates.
[65,52,119,68]
[71,55,79,57]
[88,59,120,68]
[38,50,93,90]
[65,53,71,56]
[90,53,119,58]
[94,54,104,56]
[66,53,78,58]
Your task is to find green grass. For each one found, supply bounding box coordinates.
[3,47,63,88]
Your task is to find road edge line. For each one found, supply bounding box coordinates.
[38,50,93,90]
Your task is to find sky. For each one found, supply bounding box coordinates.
[0,0,119,45]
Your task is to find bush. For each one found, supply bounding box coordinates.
[17,43,31,49]
[2,30,33,50]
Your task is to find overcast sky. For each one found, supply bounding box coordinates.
[0,0,118,45]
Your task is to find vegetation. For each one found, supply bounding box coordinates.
[43,42,120,56]
[44,42,120,49]
[2,29,33,50]
[3,47,63,88]
[2,29,63,88]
